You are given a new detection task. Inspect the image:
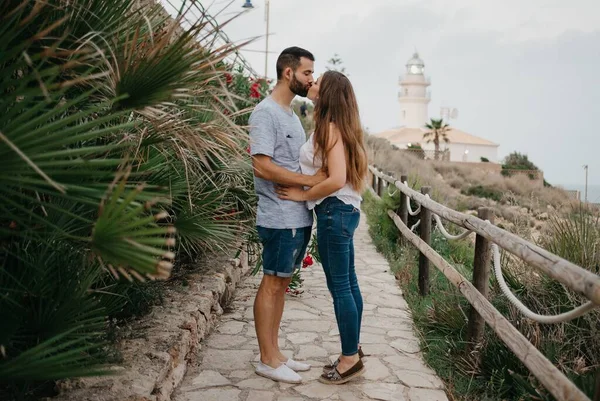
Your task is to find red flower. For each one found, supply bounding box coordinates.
[302,254,314,268]
[9,221,17,229]
[224,72,233,84]
[285,288,291,293]
[246,145,251,154]
[250,82,261,99]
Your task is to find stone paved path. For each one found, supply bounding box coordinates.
[174,214,449,401]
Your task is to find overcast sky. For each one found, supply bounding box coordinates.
[165,0,600,187]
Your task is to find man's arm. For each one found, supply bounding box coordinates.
[252,155,325,187]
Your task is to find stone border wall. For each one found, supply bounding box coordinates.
[49,249,251,401]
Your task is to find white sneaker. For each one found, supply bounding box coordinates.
[255,362,302,384]
[285,358,311,372]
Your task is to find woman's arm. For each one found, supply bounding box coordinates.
[276,124,346,201]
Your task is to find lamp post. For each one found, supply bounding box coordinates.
[242,0,270,79]
[264,0,270,78]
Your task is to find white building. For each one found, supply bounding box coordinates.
[375,53,499,163]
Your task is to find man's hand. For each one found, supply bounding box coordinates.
[252,155,326,188]
[307,169,327,187]
[275,185,306,202]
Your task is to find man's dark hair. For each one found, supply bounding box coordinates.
[276,47,314,80]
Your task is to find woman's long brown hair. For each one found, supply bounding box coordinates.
[313,71,368,191]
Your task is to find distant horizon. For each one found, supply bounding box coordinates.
[558,183,600,203]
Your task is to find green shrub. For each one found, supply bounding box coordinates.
[462,185,503,202]
[0,2,260,399]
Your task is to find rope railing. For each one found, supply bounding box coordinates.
[431,209,473,240]
[369,166,600,306]
[397,192,591,322]
[367,165,599,401]
[491,244,597,324]
[403,182,421,216]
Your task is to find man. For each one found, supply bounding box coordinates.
[249,47,324,384]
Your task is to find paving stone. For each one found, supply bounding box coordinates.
[184,370,230,389]
[358,383,408,401]
[362,316,413,330]
[200,349,254,371]
[360,326,388,336]
[236,377,276,390]
[360,343,399,356]
[286,332,319,344]
[396,370,444,389]
[362,357,392,382]
[216,321,246,334]
[247,390,274,401]
[338,390,367,401]
[285,300,318,312]
[387,329,415,339]
[295,344,328,360]
[359,332,388,344]
[207,334,248,349]
[286,320,333,332]
[390,339,421,354]
[384,355,433,373]
[294,382,338,399]
[362,303,377,311]
[243,308,255,320]
[180,387,241,401]
[284,309,322,320]
[230,369,254,379]
[408,388,449,401]
[366,294,410,310]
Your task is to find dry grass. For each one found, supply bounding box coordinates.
[366,135,578,233]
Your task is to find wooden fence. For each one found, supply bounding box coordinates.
[367,165,600,401]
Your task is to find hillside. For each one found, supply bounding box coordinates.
[365,135,578,242]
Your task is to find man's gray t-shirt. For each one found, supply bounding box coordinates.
[249,97,313,229]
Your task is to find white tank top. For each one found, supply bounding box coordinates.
[299,134,362,210]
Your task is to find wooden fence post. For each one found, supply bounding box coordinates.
[399,174,408,226]
[371,169,377,192]
[419,186,431,296]
[467,207,494,349]
[377,169,383,197]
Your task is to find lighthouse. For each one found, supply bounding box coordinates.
[376,51,499,163]
[398,52,431,128]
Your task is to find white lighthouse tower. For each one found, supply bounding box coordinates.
[398,52,430,128]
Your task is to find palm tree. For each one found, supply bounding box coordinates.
[0,1,259,397]
[423,118,450,160]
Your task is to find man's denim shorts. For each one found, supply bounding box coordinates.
[256,226,312,278]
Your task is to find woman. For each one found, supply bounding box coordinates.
[276,70,368,384]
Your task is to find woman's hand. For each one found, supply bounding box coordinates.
[275,185,306,201]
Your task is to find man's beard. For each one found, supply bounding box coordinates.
[289,74,309,97]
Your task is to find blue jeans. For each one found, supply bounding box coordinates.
[315,197,363,356]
